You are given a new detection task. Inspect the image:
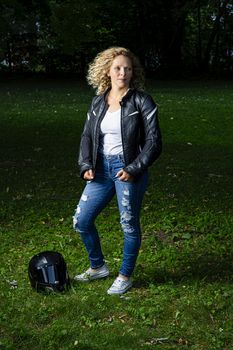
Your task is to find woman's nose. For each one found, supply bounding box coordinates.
[120,68,126,76]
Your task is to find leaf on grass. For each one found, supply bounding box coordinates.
[182,233,191,240]
[177,338,189,345]
[144,337,169,345]
[208,173,223,178]
[155,230,169,242]
[6,280,18,288]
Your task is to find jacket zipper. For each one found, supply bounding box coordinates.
[120,101,126,164]
[93,102,109,169]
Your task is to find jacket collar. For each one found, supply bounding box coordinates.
[102,88,135,106]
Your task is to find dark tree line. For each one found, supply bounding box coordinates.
[0,0,232,77]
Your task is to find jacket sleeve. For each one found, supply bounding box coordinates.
[124,94,162,177]
[78,102,94,179]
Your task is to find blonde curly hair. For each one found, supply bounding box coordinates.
[87,47,145,95]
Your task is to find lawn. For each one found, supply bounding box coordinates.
[0,78,233,350]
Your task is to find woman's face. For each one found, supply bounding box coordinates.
[108,55,133,90]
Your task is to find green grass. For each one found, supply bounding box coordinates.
[0,78,233,350]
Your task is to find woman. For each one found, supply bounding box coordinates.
[73,47,162,295]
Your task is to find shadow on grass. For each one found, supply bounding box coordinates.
[135,252,233,288]
[158,143,233,205]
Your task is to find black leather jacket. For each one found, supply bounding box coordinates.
[78,88,162,178]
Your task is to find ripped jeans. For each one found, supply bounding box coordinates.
[73,153,148,277]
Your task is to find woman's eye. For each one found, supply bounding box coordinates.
[114,66,132,71]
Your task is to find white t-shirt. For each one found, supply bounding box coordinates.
[99,108,123,155]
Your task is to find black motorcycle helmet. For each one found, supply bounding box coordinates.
[28,251,70,292]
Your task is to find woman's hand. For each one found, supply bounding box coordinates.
[83,169,95,180]
[116,169,134,182]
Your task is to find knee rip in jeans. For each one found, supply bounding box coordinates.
[73,217,78,229]
[73,205,81,229]
[73,194,89,228]
[120,188,135,233]
[121,189,131,210]
[120,211,134,234]
[81,194,88,202]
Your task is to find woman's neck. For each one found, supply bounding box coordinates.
[108,87,129,102]
[107,87,129,112]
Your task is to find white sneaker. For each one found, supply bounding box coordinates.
[107,277,132,295]
[74,264,109,282]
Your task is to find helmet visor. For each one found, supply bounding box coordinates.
[38,264,59,285]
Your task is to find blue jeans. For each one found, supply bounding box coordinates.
[73,153,148,277]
